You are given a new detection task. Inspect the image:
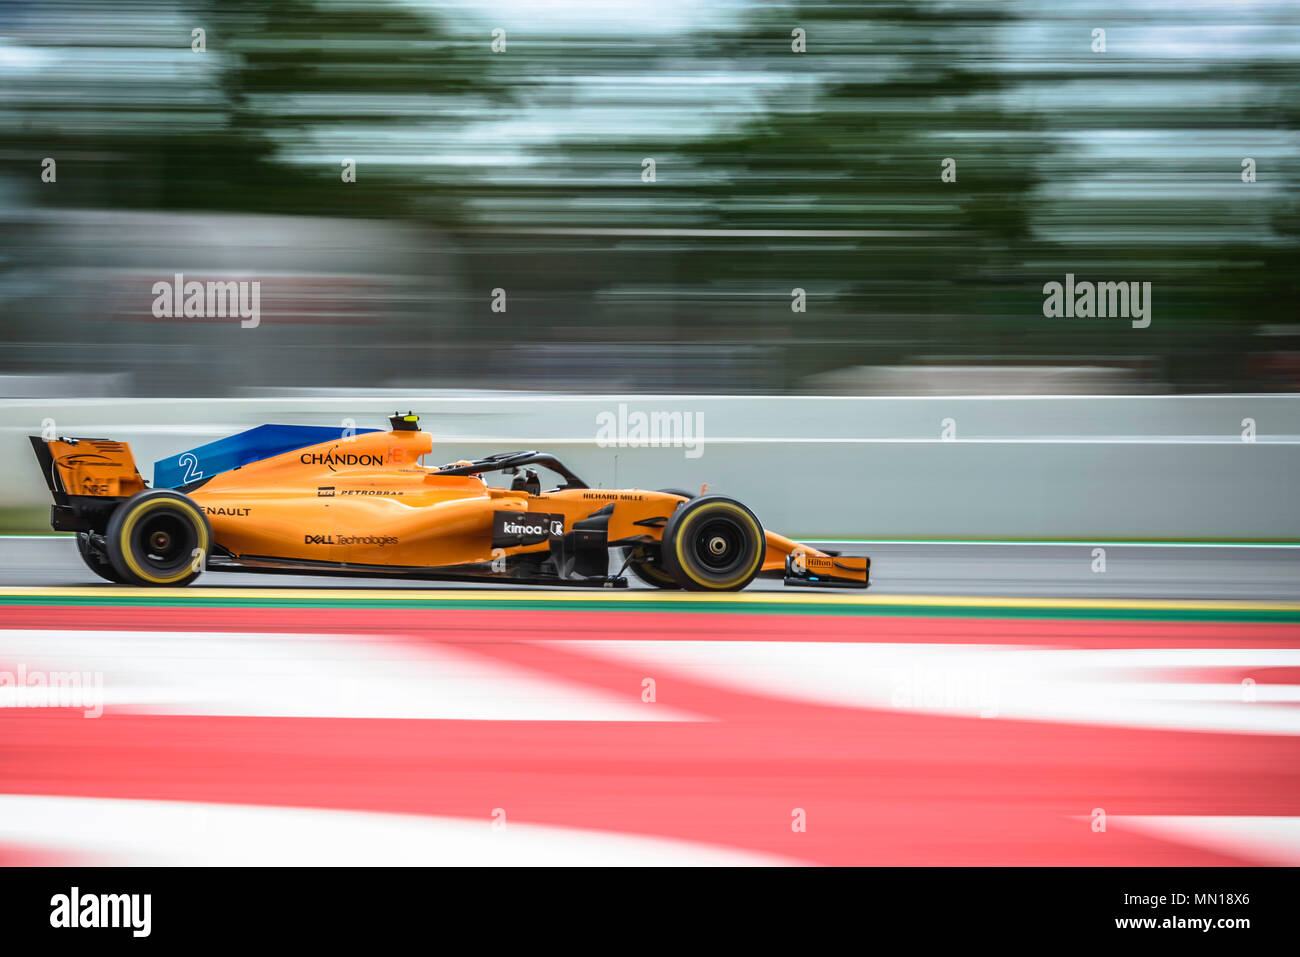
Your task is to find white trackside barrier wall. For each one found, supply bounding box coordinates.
[2,394,1297,540]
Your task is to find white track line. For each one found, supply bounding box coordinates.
[0,794,793,866]
[1107,816,1300,866]
[562,640,1300,735]
[0,629,694,722]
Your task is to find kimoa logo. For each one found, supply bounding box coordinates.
[503,520,552,535]
[50,887,151,938]
[494,512,564,541]
[1042,274,1152,329]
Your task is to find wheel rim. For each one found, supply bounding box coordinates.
[690,516,750,576]
[130,510,197,575]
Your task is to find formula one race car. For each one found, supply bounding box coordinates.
[30,413,869,591]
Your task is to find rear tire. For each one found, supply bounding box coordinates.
[75,532,127,583]
[105,490,211,586]
[659,495,764,592]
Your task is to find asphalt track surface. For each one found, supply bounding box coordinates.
[1,536,1298,599]
[1,536,1297,865]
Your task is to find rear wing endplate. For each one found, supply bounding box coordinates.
[30,435,148,504]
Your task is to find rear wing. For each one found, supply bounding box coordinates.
[30,436,148,530]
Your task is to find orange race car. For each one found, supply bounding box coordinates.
[30,413,869,591]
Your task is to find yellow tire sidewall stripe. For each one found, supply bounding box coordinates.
[118,498,210,585]
[673,501,764,589]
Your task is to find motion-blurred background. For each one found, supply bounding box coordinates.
[2,0,1298,397]
[2,4,1298,872]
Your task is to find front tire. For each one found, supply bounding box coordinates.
[105,490,211,586]
[659,495,764,592]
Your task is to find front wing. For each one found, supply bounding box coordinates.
[782,553,871,589]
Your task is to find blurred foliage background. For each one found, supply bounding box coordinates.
[1,0,1297,395]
